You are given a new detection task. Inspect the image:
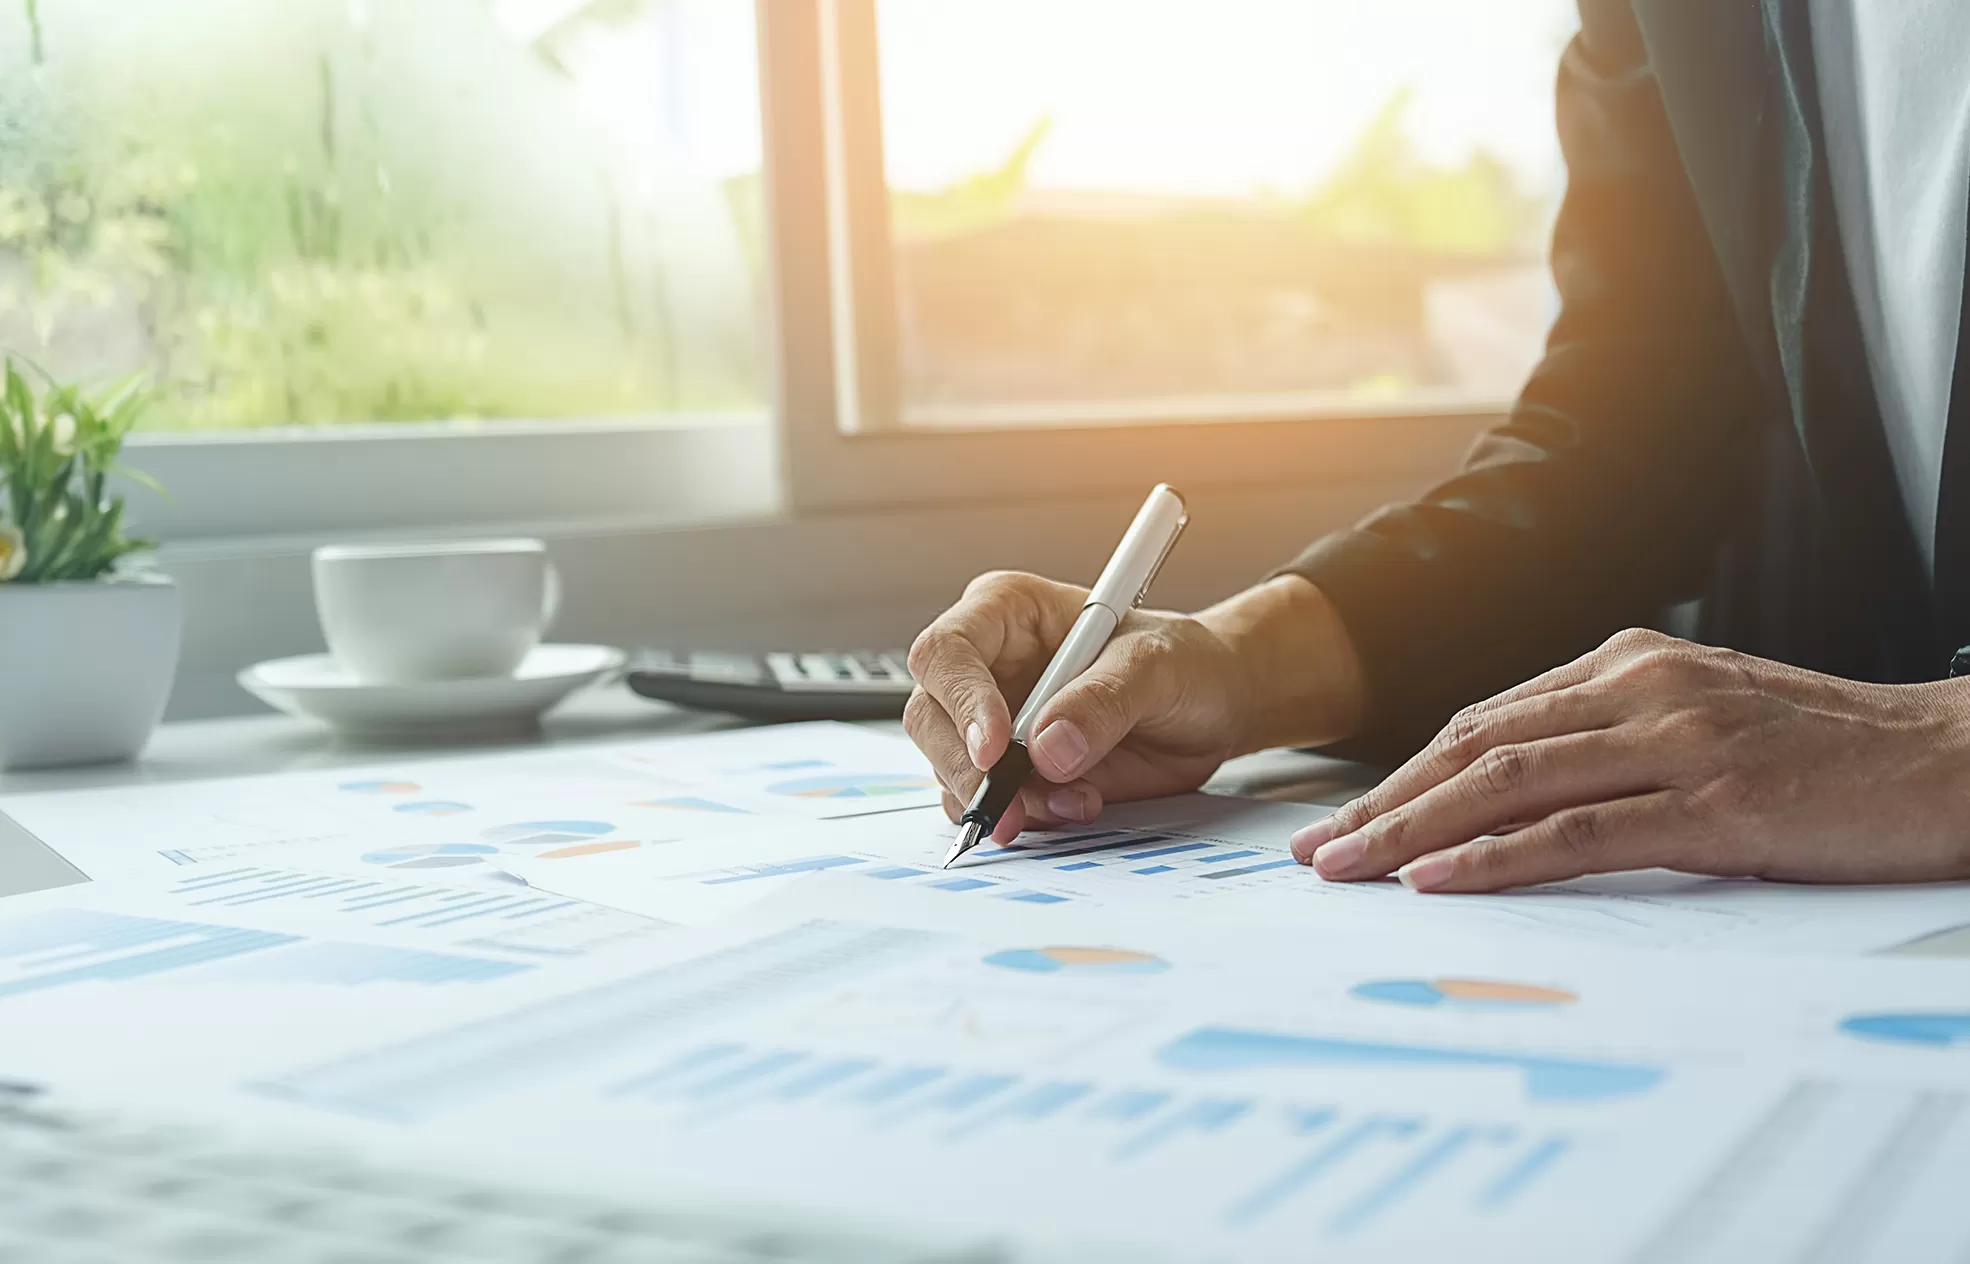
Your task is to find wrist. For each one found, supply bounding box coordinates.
[1195,574,1367,755]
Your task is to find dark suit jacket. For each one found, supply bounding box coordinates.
[1284,0,1970,762]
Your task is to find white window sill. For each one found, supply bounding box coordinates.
[124,415,778,545]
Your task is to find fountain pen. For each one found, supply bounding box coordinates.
[942,484,1189,868]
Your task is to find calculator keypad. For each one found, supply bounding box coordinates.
[766,652,914,693]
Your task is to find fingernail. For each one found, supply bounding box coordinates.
[1399,852,1457,892]
[1311,833,1367,877]
[1046,787,1093,822]
[1290,816,1342,859]
[964,721,987,769]
[1031,720,1090,779]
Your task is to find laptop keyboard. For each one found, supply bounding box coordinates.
[0,1086,1007,1264]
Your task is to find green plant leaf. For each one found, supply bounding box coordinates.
[0,356,166,582]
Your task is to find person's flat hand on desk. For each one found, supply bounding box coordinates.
[905,572,1364,843]
[1293,628,1970,891]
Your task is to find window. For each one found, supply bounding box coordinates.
[764,0,1577,513]
[1,0,1579,537]
[0,0,764,432]
[873,0,1573,429]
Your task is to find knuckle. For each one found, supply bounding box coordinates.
[1121,629,1180,693]
[1550,807,1608,861]
[1610,646,1685,692]
[1440,705,1491,764]
[1603,627,1666,656]
[906,627,953,680]
[1461,837,1512,879]
[1366,808,1410,853]
[962,569,1027,602]
[1474,743,1533,799]
[1072,671,1135,733]
[1329,796,1376,835]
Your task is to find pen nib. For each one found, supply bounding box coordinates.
[942,821,984,870]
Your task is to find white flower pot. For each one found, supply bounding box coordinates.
[0,573,182,770]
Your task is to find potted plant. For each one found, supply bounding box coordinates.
[0,358,179,769]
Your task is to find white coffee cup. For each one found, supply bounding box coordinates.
[312,539,559,684]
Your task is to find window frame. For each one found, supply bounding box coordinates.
[106,1,784,547]
[112,0,1519,547]
[125,417,777,544]
[761,0,1511,517]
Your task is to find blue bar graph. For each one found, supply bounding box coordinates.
[1089,1090,1170,1123]
[0,910,299,1000]
[1132,865,1178,875]
[1158,1026,1664,1103]
[930,877,995,892]
[1057,861,1102,872]
[948,1081,1094,1139]
[197,942,531,987]
[610,1044,747,1097]
[1189,849,1261,865]
[1479,1137,1569,1209]
[260,923,944,1120]
[867,867,929,880]
[1225,1117,1416,1225]
[925,1074,1018,1112]
[1115,1098,1254,1161]
[1199,858,1301,880]
[1331,1118,1512,1228]
[686,1051,811,1098]
[1120,841,1214,861]
[1003,891,1070,904]
[591,1039,1578,1233]
[1013,832,1145,860]
[773,1059,877,1101]
[170,868,568,931]
[853,1066,946,1105]
[703,856,867,884]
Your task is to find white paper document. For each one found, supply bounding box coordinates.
[9,725,1970,1259]
[0,722,942,886]
[502,800,1970,954]
[6,870,1970,1260]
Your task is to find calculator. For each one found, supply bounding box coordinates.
[625,650,916,721]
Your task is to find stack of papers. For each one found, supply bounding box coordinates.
[3,720,1969,1260]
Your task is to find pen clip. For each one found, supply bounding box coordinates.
[1133,512,1188,607]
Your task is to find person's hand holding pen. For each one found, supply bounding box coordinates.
[903,552,1367,847]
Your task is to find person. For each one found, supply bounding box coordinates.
[902,0,1970,893]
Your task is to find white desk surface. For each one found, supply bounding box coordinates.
[4,686,1965,957]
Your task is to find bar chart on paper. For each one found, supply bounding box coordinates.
[161,867,672,960]
[624,826,1321,914]
[599,1037,1579,1234]
[0,908,530,999]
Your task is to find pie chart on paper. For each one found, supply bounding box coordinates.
[361,842,500,870]
[479,821,616,847]
[537,839,644,861]
[392,800,472,817]
[984,946,1171,975]
[1839,1013,1970,1048]
[765,773,936,800]
[1350,978,1579,1011]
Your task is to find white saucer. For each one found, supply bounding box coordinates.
[239,644,626,738]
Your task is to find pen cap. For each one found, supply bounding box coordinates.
[1085,484,1189,615]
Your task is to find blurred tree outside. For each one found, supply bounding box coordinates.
[1300,88,1546,258]
[0,0,765,431]
[885,84,1557,411]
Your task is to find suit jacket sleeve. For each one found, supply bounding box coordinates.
[1279,0,1765,761]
